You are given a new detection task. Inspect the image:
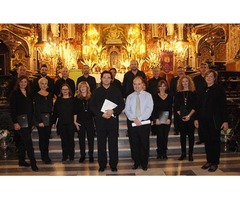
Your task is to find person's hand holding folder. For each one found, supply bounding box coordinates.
[101,99,117,119]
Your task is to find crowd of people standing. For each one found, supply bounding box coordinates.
[7,60,228,173]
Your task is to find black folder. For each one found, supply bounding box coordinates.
[41,113,50,126]
[17,114,28,128]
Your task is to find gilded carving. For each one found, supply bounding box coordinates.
[227,24,240,61]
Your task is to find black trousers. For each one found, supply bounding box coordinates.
[18,127,36,166]
[37,126,51,161]
[95,117,118,169]
[57,123,75,160]
[178,119,195,156]
[78,121,95,158]
[127,120,150,168]
[201,118,221,165]
[156,124,170,156]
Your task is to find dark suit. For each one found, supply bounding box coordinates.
[10,89,37,166]
[90,85,125,169]
[197,83,228,165]
[122,70,146,98]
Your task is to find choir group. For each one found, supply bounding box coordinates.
[8,60,228,173]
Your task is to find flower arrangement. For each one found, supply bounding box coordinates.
[0,113,13,143]
[0,129,10,142]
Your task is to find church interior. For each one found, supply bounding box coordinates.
[0,24,240,177]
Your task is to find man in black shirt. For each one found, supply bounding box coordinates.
[76,65,96,93]
[193,62,209,144]
[147,66,166,96]
[122,59,146,98]
[109,67,122,91]
[54,67,75,97]
[90,71,125,172]
[33,64,55,96]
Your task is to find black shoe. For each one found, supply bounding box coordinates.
[208,165,218,172]
[19,161,30,167]
[132,164,139,170]
[45,159,52,164]
[195,141,203,145]
[31,165,39,172]
[62,157,68,163]
[44,158,52,164]
[111,167,118,172]
[79,157,85,163]
[178,154,186,161]
[89,157,94,163]
[188,156,194,161]
[174,131,179,135]
[162,155,168,160]
[142,166,148,171]
[201,162,212,169]
[98,167,105,172]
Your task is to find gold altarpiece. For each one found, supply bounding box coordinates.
[1,24,238,79]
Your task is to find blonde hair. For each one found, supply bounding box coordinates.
[176,75,195,92]
[76,81,91,100]
[38,77,48,86]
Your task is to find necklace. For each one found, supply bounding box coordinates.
[159,93,167,99]
[183,91,189,105]
[82,100,88,112]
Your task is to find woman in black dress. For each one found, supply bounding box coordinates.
[52,83,75,163]
[195,69,228,172]
[10,75,38,171]
[34,77,53,164]
[174,75,197,161]
[74,81,95,163]
[152,79,173,160]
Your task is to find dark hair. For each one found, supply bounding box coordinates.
[109,68,117,73]
[101,70,113,79]
[17,62,24,68]
[41,64,48,69]
[157,79,168,90]
[14,75,31,93]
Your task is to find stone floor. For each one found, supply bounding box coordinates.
[1,152,240,176]
[1,152,239,199]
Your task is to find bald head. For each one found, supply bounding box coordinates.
[61,67,69,79]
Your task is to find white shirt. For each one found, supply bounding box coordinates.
[125,90,153,121]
